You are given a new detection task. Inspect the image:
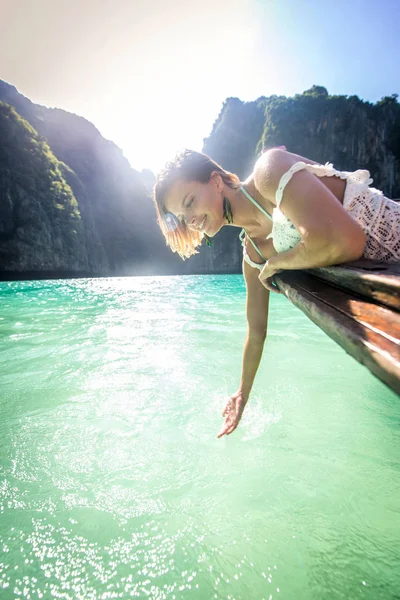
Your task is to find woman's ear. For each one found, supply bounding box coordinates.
[210,171,223,191]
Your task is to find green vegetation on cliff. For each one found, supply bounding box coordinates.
[0,80,183,276]
[204,86,400,198]
[1,80,399,277]
[0,102,87,271]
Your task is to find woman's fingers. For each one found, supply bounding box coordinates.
[218,396,243,437]
[222,396,236,418]
[217,416,238,438]
[225,422,237,435]
[260,277,280,294]
[222,400,232,417]
[217,421,234,438]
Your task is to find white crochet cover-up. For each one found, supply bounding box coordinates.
[240,161,400,270]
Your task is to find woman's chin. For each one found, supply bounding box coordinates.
[207,222,223,236]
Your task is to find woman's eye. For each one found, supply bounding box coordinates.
[187,197,194,209]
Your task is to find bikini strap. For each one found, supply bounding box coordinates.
[240,186,272,221]
[239,228,267,262]
[275,161,309,208]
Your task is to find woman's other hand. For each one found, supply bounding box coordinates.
[258,260,282,293]
[217,391,248,438]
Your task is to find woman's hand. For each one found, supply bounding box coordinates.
[258,260,282,293]
[217,391,248,438]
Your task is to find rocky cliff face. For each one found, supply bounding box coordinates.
[0,80,185,277]
[204,96,267,180]
[0,102,89,272]
[204,87,400,198]
[1,81,399,278]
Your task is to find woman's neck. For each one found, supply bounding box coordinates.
[223,183,265,231]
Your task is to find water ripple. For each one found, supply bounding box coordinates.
[0,276,399,599]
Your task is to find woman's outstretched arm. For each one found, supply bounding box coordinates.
[218,249,270,438]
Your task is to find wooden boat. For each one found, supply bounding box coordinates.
[274,261,400,395]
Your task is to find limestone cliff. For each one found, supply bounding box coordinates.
[0,80,183,277]
[0,102,88,272]
[1,81,399,278]
[204,86,400,198]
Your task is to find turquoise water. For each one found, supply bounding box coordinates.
[0,275,399,600]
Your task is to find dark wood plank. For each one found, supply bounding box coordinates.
[308,260,400,312]
[275,271,400,396]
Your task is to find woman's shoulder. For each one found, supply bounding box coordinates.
[252,149,317,201]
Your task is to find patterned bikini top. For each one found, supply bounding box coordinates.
[239,160,373,270]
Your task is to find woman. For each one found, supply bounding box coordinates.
[153,148,400,438]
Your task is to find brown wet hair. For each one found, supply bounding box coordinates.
[153,149,240,259]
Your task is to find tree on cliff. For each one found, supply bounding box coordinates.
[0,101,87,271]
[204,88,400,199]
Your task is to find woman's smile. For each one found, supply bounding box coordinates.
[199,214,207,230]
[192,214,207,231]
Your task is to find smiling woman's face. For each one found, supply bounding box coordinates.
[164,175,223,237]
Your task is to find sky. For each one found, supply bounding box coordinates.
[0,0,399,174]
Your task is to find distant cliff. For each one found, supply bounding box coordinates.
[0,102,88,272]
[1,81,399,278]
[0,80,187,277]
[204,86,400,197]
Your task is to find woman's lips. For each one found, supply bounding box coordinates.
[199,214,207,230]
